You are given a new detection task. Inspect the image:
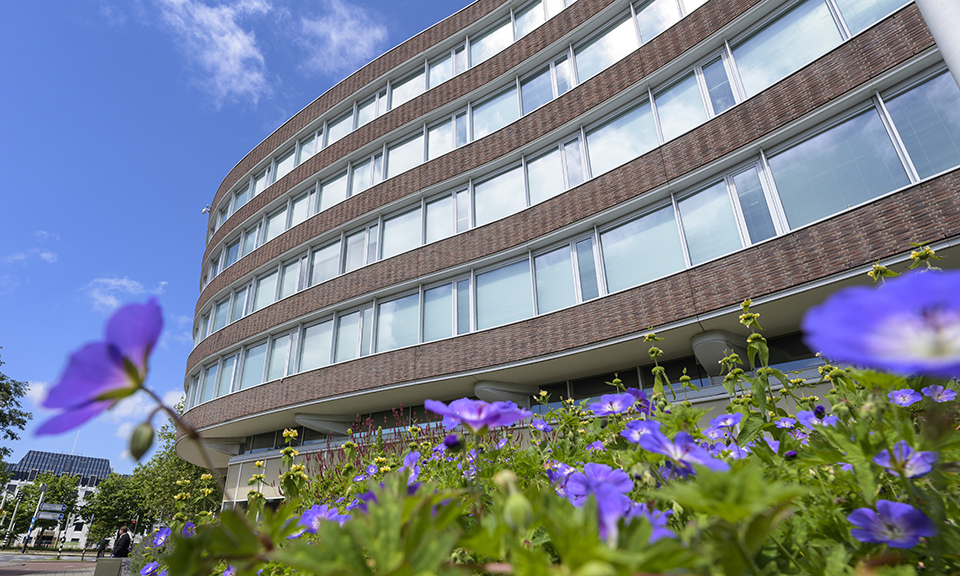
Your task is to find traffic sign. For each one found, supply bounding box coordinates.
[37,511,64,521]
[40,503,67,513]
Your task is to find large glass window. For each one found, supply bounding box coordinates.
[574,16,638,83]
[290,193,311,228]
[267,335,291,381]
[391,71,425,109]
[527,148,565,205]
[224,240,240,268]
[473,87,520,140]
[575,238,600,301]
[834,0,908,35]
[254,270,278,311]
[474,166,526,227]
[601,205,685,292]
[377,293,420,352]
[335,311,361,363]
[275,149,295,182]
[428,119,454,160]
[265,207,287,243]
[477,261,533,330]
[240,342,267,390]
[522,67,554,114]
[769,108,910,229]
[563,138,585,187]
[200,363,218,404]
[702,57,736,115]
[357,96,377,128]
[279,261,300,300]
[343,230,368,273]
[326,112,352,146]
[471,20,513,66]
[678,181,743,265]
[319,173,348,212]
[351,158,376,196]
[586,100,657,176]
[535,247,576,314]
[733,0,842,97]
[655,72,708,141]
[217,355,236,397]
[732,167,777,243]
[310,241,340,285]
[234,184,250,213]
[230,288,247,323]
[636,0,681,43]
[213,299,229,331]
[515,1,546,38]
[424,284,453,342]
[253,170,268,196]
[456,279,471,334]
[382,207,422,259]
[242,225,259,257]
[297,133,317,164]
[387,134,424,178]
[884,72,960,179]
[300,321,333,372]
[429,53,453,88]
[425,196,454,243]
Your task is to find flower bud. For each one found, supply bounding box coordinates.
[130,423,154,461]
[493,470,518,492]
[503,492,533,533]
[813,405,826,419]
[443,434,463,452]
[784,450,798,460]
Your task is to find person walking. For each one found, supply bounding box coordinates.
[96,538,108,558]
[111,527,131,558]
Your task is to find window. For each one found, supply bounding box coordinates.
[297,133,318,165]
[600,205,685,292]
[213,299,229,331]
[470,20,513,66]
[768,107,909,229]
[290,193,312,228]
[254,270,279,311]
[253,170,268,196]
[230,288,248,323]
[386,133,424,178]
[428,118,455,159]
[655,71,708,141]
[217,355,237,397]
[391,72,425,109]
[382,207,422,259]
[527,147,565,205]
[535,246,576,314]
[279,260,301,300]
[319,172,348,212]
[477,260,533,330]
[199,313,210,340]
[425,195,455,243]
[242,224,260,257]
[240,342,267,390]
[677,181,743,265]
[575,238,600,301]
[702,57,736,115]
[635,0,681,43]
[300,320,333,371]
[267,335,291,381]
[563,137,585,187]
[834,0,909,35]
[429,53,454,88]
[515,1,546,38]
[732,0,842,97]
[351,154,383,196]
[574,16,638,83]
[310,241,341,285]
[472,87,520,140]
[224,239,240,268]
[265,207,287,243]
[521,66,554,114]
[343,225,377,273]
[200,363,219,404]
[474,165,526,227]
[884,71,960,179]
[423,283,454,342]
[335,306,373,362]
[731,167,778,243]
[234,184,250,213]
[586,100,657,176]
[357,95,378,128]
[274,148,295,182]
[326,112,353,146]
[376,293,420,352]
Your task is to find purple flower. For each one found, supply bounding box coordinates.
[775,417,796,429]
[399,451,421,484]
[223,566,236,576]
[621,420,661,443]
[141,562,161,576]
[873,441,937,478]
[626,387,653,414]
[847,500,937,548]
[37,299,163,435]
[888,389,922,407]
[640,430,730,476]
[496,438,508,450]
[182,522,195,537]
[442,434,463,451]
[710,413,743,429]
[289,504,350,538]
[726,442,751,460]
[625,503,675,543]
[588,393,635,416]
[802,271,960,379]
[592,481,634,545]
[762,437,780,453]
[796,410,838,430]
[921,385,957,403]
[425,398,531,433]
[586,441,603,451]
[701,426,727,441]
[545,461,577,498]
[151,526,171,548]
[784,450,798,460]
[565,463,633,507]
[531,419,553,432]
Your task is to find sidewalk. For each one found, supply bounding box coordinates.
[0,561,95,576]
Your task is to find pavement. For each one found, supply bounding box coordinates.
[0,554,97,576]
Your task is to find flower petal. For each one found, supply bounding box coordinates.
[35,401,113,436]
[43,343,129,409]
[105,298,163,373]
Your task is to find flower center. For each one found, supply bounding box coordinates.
[870,306,960,365]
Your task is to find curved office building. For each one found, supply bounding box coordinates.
[180,0,960,505]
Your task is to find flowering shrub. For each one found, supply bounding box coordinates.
[40,264,960,575]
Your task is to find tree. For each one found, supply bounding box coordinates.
[0,351,31,461]
[79,473,145,542]
[9,472,79,546]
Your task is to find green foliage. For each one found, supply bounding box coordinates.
[10,472,79,538]
[80,473,146,541]
[0,351,32,461]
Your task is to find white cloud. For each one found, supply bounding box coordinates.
[83,276,167,312]
[0,275,18,294]
[298,0,388,77]
[25,381,50,408]
[39,251,58,263]
[3,252,27,264]
[3,249,58,265]
[116,421,136,440]
[163,390,186,409]
[33,230,61,242]
[155,0,273,107]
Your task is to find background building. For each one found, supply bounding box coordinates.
[179,0,960,507]
[3,450,112,548]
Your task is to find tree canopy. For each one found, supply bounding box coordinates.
[0,351,32,461]
[8,472,79,542]
[79,473,146,542]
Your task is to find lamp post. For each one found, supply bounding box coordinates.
[21,484,47,554]
[4,490,23,548]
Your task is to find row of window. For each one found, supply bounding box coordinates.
[203,0,912,291]
[211,0,582,237]
[187,67,960,409]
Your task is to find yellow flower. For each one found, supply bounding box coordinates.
[255,460,264,468]
[282,428,299,439]
[200,473,213,481]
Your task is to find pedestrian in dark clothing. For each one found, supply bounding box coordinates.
[112,527,131,558]
[96,538,108,557]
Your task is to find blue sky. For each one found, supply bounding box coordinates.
[0,0,470,474]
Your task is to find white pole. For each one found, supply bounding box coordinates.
[21,484,47,554]
[914,0,960,90]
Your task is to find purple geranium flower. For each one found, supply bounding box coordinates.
[289,504,350,538]
[621,420,661,443]
[775,417,796,429]
[589,393,635,416]
[141,562,161,576]
[888,389,922,407]
[796,410,838,430]
[847,500,937,548]
[223,566,236,576]
[37,299,163,435]
[151,526,171,548]
[531,419,553,432]
[626,502,675,543]
[586,440,603,451]
[921,385,957,403]
[802,271,960,379]
[873,441,937,479]
[399,451,421,484]
[702,426,727,441]
[710,413,743,429]
[565,463,633,507]
[726,442,751,460]
[640,430,730,477]
[182,522,195,537]
[424,398,531,433]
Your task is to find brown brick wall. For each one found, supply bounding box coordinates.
[182,167,960,430]
[187,4,934,375]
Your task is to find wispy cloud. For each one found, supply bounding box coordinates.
[33,230,61,242]
[298,0,388,77]
[0,275,18,294]
[83,276,167,312]
[155,0,274,107]
[2,249,58,265]
[25,381,50,409]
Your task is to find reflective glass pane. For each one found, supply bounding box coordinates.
[426,196,454,243]
[477,261,533,330]
[387,133,424,178]
[357,96,377,128]
[234,185,250,212]
[655,72,707,141]
[733,0,841,97]
[428,120,453,159]
[351,158,374,195]
[275,149,295,182]
[310,241,340,285]
[703,57,736,115]
[574,16,638,82]
[268,335,290,381]
[213,300,229,331]
[564,138,585,186]
[601,205,684,292]
[834,0,908,35]
[636,0,681,42]
[884,72,960,179]
[367,223,379,264]
[319,173,348,212]
[254,271,278,311]
[300,321,333,372]
[456,279,471,334]
[199,313,209,339]
[360,306,373,357]
[265,207,287,242]
[217,355,236,397]
[474,165,526,226]
[242,226,258,256]
[225,240,240,267]
[298,134,317,164]
[230,288,247,322]
[586,100,657,176]
[201,364,218,403]
[471,20,513,66]
[343,230,367,273]
[290,193,311,228]
[456,189,471,232]
[473,87,520,139]
[575,238,600,300]
[327,113,352,145]
[240,343,267,390]
[279,261,300,299]
[682,0,708,12]
[429,53,453,87]
[335,312,360,362]
[678,181,743,265]
[377,293,420,352]
[769,108,910,229]
[424,284,453,342]
[522,67,554,114]
[391,71,424,109]
[555,56,574,95]
[382,208,422,259]
[253,171,267,195]
[732,168,777,243]
[456,113,468,146]
[527,148,565,204]
[545,0,564,17]
[535,247,576,314]
[516,1,545,38]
